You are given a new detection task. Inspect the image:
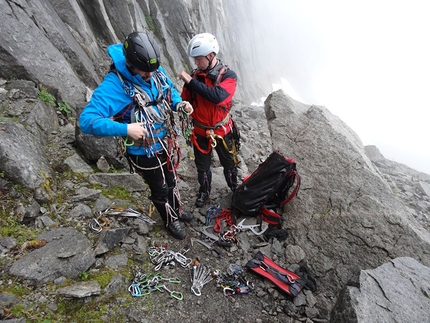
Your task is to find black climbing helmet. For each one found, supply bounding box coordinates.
[123,32,160,72]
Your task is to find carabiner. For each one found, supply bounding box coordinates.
[128,283,142,297]
[223,287,235,296]
[191,285,202,296]
[123,137,134,147]
[160,285,183,300]
[88,218,103,233]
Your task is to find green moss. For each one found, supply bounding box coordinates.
[37,87,56,107]
[145,16,156,32]
[0,213,38,244]
[89,269,116,288]
[101,186,134,201]
[57,101,71,116]
[10,303,26,317]
[1,281,31,298]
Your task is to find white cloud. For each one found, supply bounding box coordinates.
[257,0,430,173]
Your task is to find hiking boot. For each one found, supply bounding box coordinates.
[195,192,208,207]
[167,220,186,240]
[178,210,193,222]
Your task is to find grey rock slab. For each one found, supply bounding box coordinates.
[9,227,95,285]
[0,122,52,189]
[330,257,430,323]
[56,281,101,298]
[94,227,131,256]
[88,173,147,192]
[64,153,94,173]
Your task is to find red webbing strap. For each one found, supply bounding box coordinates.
[258,208,282,225]
[190,132,213,154]
[280,170,301,207]
[213,208,234,233]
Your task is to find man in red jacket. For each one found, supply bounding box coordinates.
[179,33,239,207]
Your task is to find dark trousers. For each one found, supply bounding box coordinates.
[129,151,179,223]
[193,131,238,194]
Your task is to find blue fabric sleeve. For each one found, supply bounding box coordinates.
[79,73,131,137]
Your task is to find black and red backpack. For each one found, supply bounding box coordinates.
[231,151,300,225]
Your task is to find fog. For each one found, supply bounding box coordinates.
[226,0,430,174]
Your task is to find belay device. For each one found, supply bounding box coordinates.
[231,150,300,225]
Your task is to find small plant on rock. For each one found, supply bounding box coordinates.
[38,87,56,107]
[58,101,72,116]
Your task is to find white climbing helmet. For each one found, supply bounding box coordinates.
[187,33,219,57]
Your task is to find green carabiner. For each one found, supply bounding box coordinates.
[168,277,181,284]
[169,290,183,300]
[124,137,134,147]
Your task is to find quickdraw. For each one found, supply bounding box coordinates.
[149,244,191,270]
[88,203,156,233]
[189,259,214,296]
[178,104,193,147]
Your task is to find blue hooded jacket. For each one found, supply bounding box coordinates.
[79,43,182,156]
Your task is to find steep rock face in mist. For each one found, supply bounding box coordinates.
[0,0,260,107]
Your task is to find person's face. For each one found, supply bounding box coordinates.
[133,68,152,82]
[194,53,214,70]
[127,61,152,81]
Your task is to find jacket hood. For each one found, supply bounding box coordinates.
[107,44,145,84]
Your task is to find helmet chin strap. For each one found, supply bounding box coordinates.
[201,54,216,72]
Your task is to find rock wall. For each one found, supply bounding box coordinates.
[0,0,262,107]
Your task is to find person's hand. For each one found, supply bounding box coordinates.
[178,101,194,114]
[178,71,192,84]
[127,122,147,140]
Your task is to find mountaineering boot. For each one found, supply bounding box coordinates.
[195,192,209,207]
[178,210,193,222]
[152,196,187,239]
[168,187,193,223]
[167,220,186,240]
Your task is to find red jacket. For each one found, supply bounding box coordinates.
[181,61,237,137]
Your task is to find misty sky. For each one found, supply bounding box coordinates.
[250,0,430,174]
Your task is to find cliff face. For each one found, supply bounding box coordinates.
[0,0,264,106]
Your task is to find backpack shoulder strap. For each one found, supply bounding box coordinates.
[280,170,301,207]
[215,65,228,85]
[258,208,282,225]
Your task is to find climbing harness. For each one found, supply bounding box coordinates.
[184,61,240,163]
[114,69,181,175]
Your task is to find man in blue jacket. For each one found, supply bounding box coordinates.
[79,32,193,239]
